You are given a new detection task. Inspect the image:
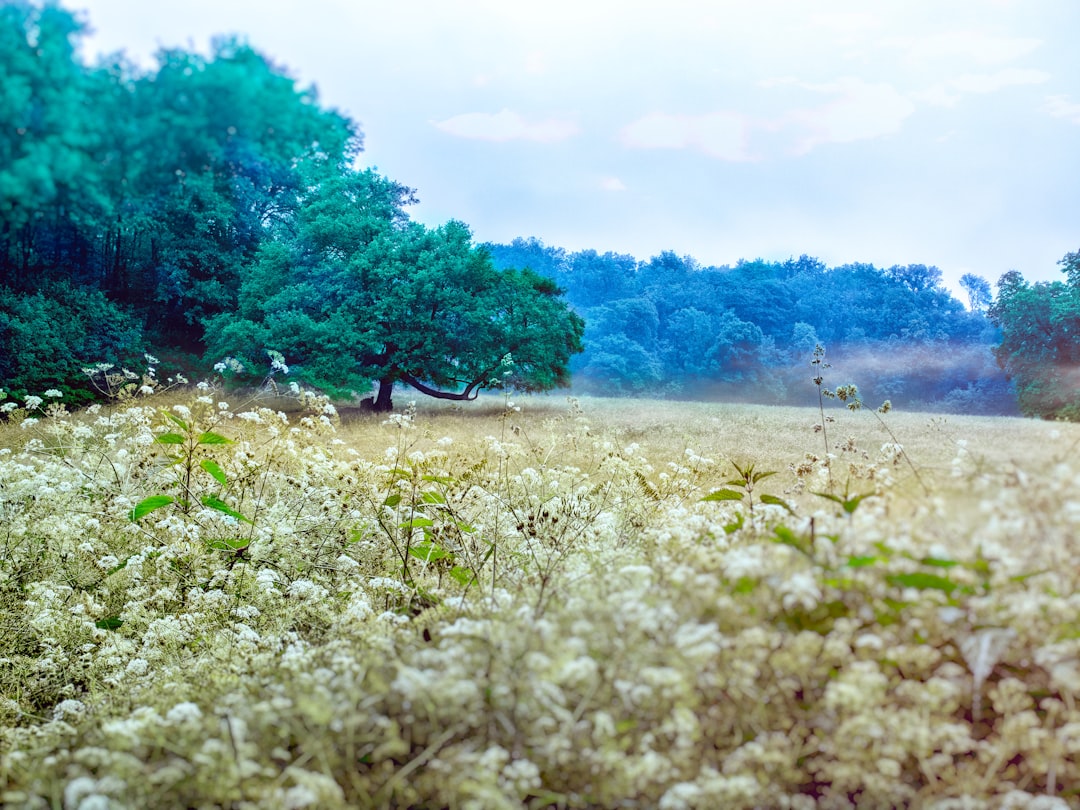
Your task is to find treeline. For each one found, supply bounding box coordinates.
[487,239,1018,414]
[0,3,583,408]
[3,4,1074,418]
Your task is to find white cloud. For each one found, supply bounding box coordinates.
[911,85,962,108]
[598,176,627,192]
[949,68,1050,94]
[433,109,578,143]
[620,112,749,161]
[914,68,1050,107]
[898,31,1043,66]
[1045,95,1080,124]
[778,78,917,154]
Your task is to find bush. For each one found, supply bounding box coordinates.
[0,282,144,402]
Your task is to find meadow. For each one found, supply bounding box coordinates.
[1,374,1079,809]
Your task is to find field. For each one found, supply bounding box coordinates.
[1,385,1079,809]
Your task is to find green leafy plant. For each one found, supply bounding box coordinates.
[129,407,252,531]
[702,460,794,518]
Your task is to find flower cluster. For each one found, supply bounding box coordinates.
[0,389,1078,808]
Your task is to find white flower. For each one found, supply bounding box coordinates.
[23,395,43,409]
[166,702,203,725]
[267,349,290,374]
[53,699,87,721]
[44,389,63,398]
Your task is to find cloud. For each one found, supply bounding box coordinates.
[433,109,578,142]
[598,176,627,192]
[778,78,916,154]
[619,112,749,161]
[949,68,1050,94]
[914,68,1050,107]
[897,31,1043,66]
[1045,94,1080,124]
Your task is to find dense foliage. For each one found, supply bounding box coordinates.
[988,258,1080,420]
[0,3,581,408]
[486,240,1015,414]
[2,2,1073,419]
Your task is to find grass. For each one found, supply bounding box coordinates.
[1,385,1079,809]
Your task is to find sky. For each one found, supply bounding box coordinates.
[60,0,1080,296]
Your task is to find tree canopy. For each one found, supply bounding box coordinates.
[205,172,584,409]
[0,4,583,406]
[988,261,1080,420]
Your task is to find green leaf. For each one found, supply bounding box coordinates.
[733,576,757,594]
[760,493,795,514]
[201,495,253,524]
[197,431,232,446]
[772,525,809,554]
[383,494,402,508]
[1009,569,1050,583]
[206,537,250,551]
[723,512,745,535]
[846,555,880,568]
[95,617,124,631]
[813,491,845,505]
[163,410,189,431]
[104,557,130,577]
[130,495,175,522]
[421,491,447,505]
[841,493,873,514]
[449,565,475,586]
[155,432,186,445]
[200,458,228,487]
[409,541,451,562]
[702,488,744,502]
[920,557,958,568]
[400,517,434,530]
[886,572,957,594]
[422,474,455,485]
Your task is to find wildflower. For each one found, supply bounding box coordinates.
[165,702,203,725]
[23,395,43,409]
[53,699,87,721]
[44,389,63,398]
[267,349,290,375]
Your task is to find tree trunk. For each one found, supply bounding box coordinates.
[374,378,394,412]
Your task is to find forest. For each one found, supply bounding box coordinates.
[2,2,1078,419]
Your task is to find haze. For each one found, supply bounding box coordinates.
[62,0,1080,293]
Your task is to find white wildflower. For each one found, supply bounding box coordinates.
[23,395,43,409]
[53,699,86,721]
[44,389,63,398]
[166,702,203,725]
[267,349,290,374]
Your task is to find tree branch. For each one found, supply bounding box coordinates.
[398,372,483,401]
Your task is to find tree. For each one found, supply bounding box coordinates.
[989,266,1080,420]
[206,170,583,410]
[959,273,993,313]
